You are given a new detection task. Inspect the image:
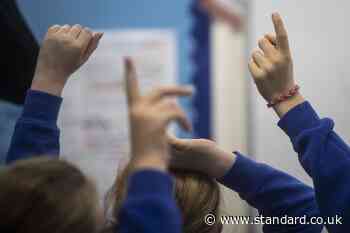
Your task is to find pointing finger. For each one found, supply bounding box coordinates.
[272,12,291,55]
[124,57,140,105]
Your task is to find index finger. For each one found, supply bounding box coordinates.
[167,134,188,150]
[272,12,290,55]
[124,57,140,105]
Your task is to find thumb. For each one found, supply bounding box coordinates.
[167,134,190,151]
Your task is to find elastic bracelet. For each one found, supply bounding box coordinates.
[267,85,300,108]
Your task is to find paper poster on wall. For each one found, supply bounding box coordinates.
[59,29,177,196]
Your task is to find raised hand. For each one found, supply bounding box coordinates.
[168,136,236,179]
[125,58,193,172]
[248,13,304,117]
[31,24,103,96]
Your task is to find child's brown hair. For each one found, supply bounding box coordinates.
[107,162,222,233]
[0,157,100,233]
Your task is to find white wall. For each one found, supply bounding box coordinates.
[212,20,250,233]
[250,0,350,185]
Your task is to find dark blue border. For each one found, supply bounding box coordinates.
[190,1,212,139]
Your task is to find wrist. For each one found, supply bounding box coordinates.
[31,72,68,97]
[213,150,236,179]
[273,93,305,118]
[131,154,169,173]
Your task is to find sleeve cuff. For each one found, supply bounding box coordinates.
[218,152,263,194]
[22,90,63,123]
[278,101,321,139]
[127,170,174,197]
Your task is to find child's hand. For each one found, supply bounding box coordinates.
[32,24,103,96]
[248,13,305,117]
[168,136,236,179]
[125,58,193,172]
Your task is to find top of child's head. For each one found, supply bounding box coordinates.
[108,161,223,233]
[0,157,103,233]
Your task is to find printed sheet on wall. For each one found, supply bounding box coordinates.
[59,30,177,196]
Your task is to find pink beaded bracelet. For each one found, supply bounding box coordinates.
[267,85,300,108]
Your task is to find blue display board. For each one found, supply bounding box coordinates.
[18,0,211,139]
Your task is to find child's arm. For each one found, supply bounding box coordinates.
[169,137,323,233]
[117,170,182,233]
[277,101,350,233]
[118,59,193,233]
[6,90,62,163]
[248,13,349,232]
[6,25,103,164]
[221,153,323,233]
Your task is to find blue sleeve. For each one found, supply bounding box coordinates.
[6,90,62,164]
[117,170,182,233]
[278,101,350,233]
[218,153,323,233]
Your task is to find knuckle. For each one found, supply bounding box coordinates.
[84,28,93,36]
[49,25,58,31]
